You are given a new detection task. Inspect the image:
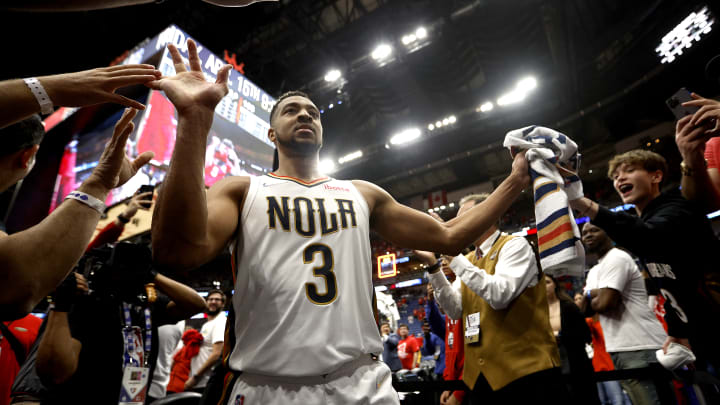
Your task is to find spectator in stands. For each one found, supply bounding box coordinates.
[147,322,184,402]
[580,222,666,405]
[569,150,720,371]
[420,321,445,377]
[34,246,206,405]
[185,290,227,393]
[418,193,567,405]
[397,324,421,371]
[1,313,42,405]
[674,94,720,213]
[380,322,402,372]
[546,275,600,404]
[0,64,161,320]
[426,278,466,405]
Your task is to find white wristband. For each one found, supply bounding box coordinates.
[23,78,54,115]
[65,191,106,214]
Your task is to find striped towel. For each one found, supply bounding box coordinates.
[503,125,584,277]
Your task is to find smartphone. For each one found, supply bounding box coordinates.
[666,88,699,120]
[137,184,155,208]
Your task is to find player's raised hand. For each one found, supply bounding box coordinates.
[39,64,162,110]
[148,39,232,116]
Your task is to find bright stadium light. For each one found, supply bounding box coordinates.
[497,76,538,106]
[435,120,442,127]
[372,44,393,60]
[390,127,421,145]
[656,6,714,64]
[416,27,428,39]
[324,69,341,82]
[402,34,417,45]
[448,115,457,124]
[428,123,435,131]
[338,150,363,164]
[442,118,450,125]
[319,159,336,173]
[517,76,537,92]
[478,101,494,112]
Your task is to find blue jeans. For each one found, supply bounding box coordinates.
[597,380,631,405]
[610,350,661,405]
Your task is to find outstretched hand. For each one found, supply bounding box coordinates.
[84,108,154,194]
[148,39,232,116]
[39,64,161,110]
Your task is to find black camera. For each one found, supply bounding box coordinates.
[75,242,154,305]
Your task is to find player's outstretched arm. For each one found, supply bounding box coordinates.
[0,64,161,129]
[357,152,530,256]
[150,40,241,271]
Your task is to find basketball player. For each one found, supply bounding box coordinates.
[151,40,530,404]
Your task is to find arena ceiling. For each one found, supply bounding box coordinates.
[2,0,720,202]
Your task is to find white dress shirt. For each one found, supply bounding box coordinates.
[428,229,539,319]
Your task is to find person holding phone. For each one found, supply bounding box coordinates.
[673,93,720,213]
[86,189,154,251]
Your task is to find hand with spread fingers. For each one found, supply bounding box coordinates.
[83,108,154,197]
[148,39,232,117]
[39,64,162,110]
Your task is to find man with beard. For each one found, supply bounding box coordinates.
[185,289,227,393]
[151,40,530,404]
[579,222,666,405]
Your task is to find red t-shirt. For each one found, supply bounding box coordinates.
[397,336,420,370]
[705,137,720,169]
[444,317,466,402]
[586,318,614,372]
[0,314,42,405]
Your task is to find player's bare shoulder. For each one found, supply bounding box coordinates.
[208,175,252,208]
[351,179,393,214]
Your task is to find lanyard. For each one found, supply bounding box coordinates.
[121,302,153,368]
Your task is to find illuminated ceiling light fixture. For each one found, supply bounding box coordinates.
[448,115,457,124]
[478,101,494,112]
[416,27,428,39]
[497,76,538,106]
[328,103,334,109]
[435,120,442,127]
[656,6,714,64]
[402,34,417,45]
[319,159,336,173]
[371,44,393,60]
[390,127,421,145]
[338,150,363,164]
[428,123,435,131]
[442,118,450,125]
[324,69,342,82]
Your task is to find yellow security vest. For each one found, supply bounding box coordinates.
[460,234,560,391]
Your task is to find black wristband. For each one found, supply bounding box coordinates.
[427,259,442,274]
[117,214,130,224]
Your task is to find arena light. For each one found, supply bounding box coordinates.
[477,101,494,112]
[416,27,428,39]
[448,115,457,124]
[339,150,363,164]
[428,123,435,131]
[324,69,341,82]
[319,158,336,173]
[656,6,714,64]
[497,76,538,106]
[371,44,393,61]
[390,127,421,145]
[402,34,417,45]
[435,120,442,127]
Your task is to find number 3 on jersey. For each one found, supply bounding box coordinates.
[303,244,338,305]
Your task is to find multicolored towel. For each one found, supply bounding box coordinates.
[504,125,584,277]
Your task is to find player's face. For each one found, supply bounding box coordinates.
[270,96,323,153]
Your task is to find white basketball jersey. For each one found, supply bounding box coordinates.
[227,173,382,377]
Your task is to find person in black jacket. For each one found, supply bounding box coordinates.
[546,275,600,405]
[569,149,720,372]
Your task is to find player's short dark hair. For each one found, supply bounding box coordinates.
[207,289,226,303]
[0,115,45,157]
[269,90,310,125]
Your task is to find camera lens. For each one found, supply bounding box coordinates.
[668,98,679,108]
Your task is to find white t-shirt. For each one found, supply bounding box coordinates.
[584,248,666,353]
[149,321,184,398]
[190,314,227,388]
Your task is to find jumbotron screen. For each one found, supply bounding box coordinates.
[49,25,276,211]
